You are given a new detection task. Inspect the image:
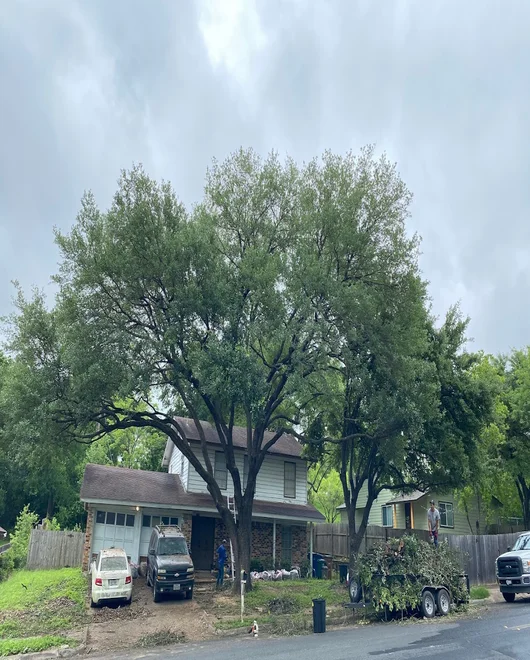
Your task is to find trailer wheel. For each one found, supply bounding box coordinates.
[436,588,450,616]
[421,590,435,618]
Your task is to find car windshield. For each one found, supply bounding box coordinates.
[512,535,530,551]
[100,556,128,571]
[158,537,188,555]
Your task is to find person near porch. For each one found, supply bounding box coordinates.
[216,539,227,587]
[428,500,440,547]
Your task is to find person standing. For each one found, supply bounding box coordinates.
[216,539,227,588]
[428,500,440,547]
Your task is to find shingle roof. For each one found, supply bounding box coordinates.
[385,490,426,505]
[173,417,303,458]
[81,464,324,522]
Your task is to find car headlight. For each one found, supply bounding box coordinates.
[187,567,194,573]
[523,560,530,573]
[158,569,166,574]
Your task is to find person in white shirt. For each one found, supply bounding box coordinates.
[427,500,440,547]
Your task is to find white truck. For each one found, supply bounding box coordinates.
[496,531,530,602]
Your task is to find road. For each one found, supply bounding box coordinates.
[91,601,530,660]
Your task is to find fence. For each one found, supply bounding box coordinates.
[26,529,84,570]
[313,524,522,584]
[0,543,11,555]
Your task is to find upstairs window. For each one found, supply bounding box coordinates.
[215,452,228,490]
[284,462,296,499]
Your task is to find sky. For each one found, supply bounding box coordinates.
[1,0,530,355]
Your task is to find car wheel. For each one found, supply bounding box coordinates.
[186,587,193,600]
[349,577,362,603]
[125,596,132,606]
[90,597,99,608]
[502,592,516,603]
[146,570,151,587]
[421,590,436,618]
[436,588,450,616]
[153,577,161,603]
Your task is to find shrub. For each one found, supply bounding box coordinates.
[10,505,39,569]
[357,534,468,612]
[470,586,490,600]
[0,551,14,583]
[250,558,264,572]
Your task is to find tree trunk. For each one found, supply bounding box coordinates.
[348,491,376,579]
[516,475,530,528]
[46,493,55,520]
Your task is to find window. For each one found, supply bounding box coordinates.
[439,502,454,528]
[158,537,188,555]
[243,456,249,491]
[284,462,296,498]
[126,515,135,527]
[106,512,115,525]
[116,513,125,526]
[143,515,178,528]
[96,511,106,524]
[100,556,128,572]
[215,452,228,490]
[281,526,292,565]
[382,505,393,527]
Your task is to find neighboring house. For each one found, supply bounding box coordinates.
[80,417,324,571]
[0,526,6,539]
[337,485,486,535]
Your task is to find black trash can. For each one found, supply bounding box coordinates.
[312,598,326,633]
[339,564,348,583]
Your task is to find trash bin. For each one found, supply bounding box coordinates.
[339,564,348,583]
[312,598,326,633]
[309,552,323,578]
[315,558,326,579]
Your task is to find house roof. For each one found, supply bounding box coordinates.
[81,463,324,523]
[0,527,6,535]
[162,417,303,466]
[385,490,426,505]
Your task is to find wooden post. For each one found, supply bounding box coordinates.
[272,520,276,569]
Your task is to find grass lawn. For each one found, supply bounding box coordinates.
[245,578,346,613]
[470,586,490,600]
[0,567,88,654]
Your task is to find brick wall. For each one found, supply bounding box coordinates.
[180,515,192,545]
[211,519,307,569]
[82,507,94,572]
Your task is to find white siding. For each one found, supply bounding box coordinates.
[186,448,308,505]
[168,445,189,489]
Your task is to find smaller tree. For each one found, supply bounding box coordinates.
[10,505,39,569]
[308,464,343,523]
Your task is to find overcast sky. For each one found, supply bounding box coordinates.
[1,0,529,355]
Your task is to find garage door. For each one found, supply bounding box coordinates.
[93,510,137,559]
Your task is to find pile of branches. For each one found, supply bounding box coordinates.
[357,535,468,612]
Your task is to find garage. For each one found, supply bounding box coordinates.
[93,509,137,559]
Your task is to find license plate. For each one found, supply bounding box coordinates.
[506,580,512,585]
[108,579,118,586]
[173,584,180,591]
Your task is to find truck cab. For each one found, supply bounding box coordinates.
[496,531,530,602]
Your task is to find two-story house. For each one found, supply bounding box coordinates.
[80,417,324,570]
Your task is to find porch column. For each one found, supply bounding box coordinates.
[272,519,276,568]
[309,522,313,578]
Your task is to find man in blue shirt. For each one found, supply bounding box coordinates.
[216,539,227,587]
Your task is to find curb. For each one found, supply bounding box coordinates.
[10,645,86,660]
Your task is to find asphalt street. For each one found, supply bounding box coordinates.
[91,601,530,660]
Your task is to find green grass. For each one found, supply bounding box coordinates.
[0,568,88,642]
[0,567,86,610]
[0,636,76,656]
[245,579,346,614]
[470,586,490,600]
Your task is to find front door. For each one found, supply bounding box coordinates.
[404,502,412,529]
[191,516,215,570]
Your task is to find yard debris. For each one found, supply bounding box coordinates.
[250,568,300,581]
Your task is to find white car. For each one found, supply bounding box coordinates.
[90,547,133,607]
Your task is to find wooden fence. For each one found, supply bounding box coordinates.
[26,529,84,570]
[0,543,11,555]
[313,524,521,584]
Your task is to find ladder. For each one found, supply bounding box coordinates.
[227,495,236,581]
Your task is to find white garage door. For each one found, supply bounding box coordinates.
[93,510,137,559]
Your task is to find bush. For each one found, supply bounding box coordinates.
[357,534,468,612]
[0,551,14,583]
[10,505,39,569]
[250,558,264,572]
[470,586,490,600]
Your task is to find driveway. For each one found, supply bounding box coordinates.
[86,598,530,659]
[86,576,219,653]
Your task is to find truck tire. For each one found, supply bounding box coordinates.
[153,578,162,603]
[436,588,450,616]
[421,590,436,618]
[349,577,362,603]
[502,592,516,603]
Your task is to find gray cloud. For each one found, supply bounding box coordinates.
[1,0,529,354]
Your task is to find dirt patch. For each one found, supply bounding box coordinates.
[86,577,218,653]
